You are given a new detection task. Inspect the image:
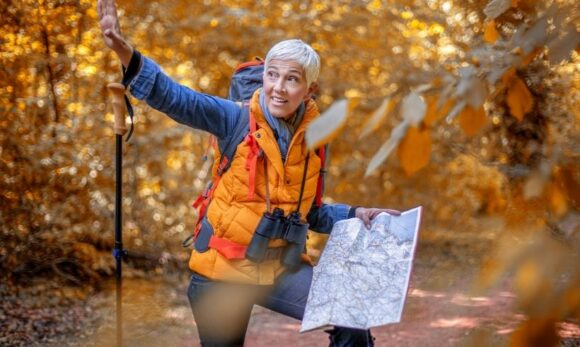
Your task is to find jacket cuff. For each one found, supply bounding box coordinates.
[128,55,161,100]
[348,206,359,219]
[122,49,142,88]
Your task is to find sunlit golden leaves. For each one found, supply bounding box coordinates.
[553,164,579,209]
[458,105,487,137]
[506,76,534,121]
[547,183,568,217]
[397,126,432,176]
[1,6,578,337]
[483,20,500,44]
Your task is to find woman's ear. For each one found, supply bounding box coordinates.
[304,82,318,100]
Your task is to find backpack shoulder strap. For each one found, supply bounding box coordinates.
[315,144,328,207]
[216,105,250,176]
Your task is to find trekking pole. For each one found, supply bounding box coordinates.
[107,82,128,347]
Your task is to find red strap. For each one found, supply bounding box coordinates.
[235,59,264,72]
[192,174,223,237]
[208,235,247,259]
[315,146,326,207]
[192,193,205,209]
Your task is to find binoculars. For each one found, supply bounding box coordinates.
[245,208,309,272]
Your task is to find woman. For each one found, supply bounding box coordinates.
[98,0,400,345]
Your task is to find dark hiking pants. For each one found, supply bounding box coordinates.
[187,264,374,347]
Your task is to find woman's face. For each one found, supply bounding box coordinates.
[263,59,317,119]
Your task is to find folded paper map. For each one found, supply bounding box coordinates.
[301,206,422,332]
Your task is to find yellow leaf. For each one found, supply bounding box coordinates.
[484,20,500,43]
[458,105,487,136]
[86,7,98,19]
[501,67,517,86]
[345,89,362,113]
[506,77,534,121]
[424,96,452,127]
[548,183,568,217]
[397,126,432,176]
[348,96,361,113]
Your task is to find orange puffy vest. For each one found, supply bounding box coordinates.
[188,89,322,285]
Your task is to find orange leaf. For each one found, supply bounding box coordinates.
[424,96,452,127]
[348,96,361,114]
[458,105,487,136]
[501,67,516,86]
[397,126,432,176]
[484,20,500,43]
[521,47,541,67]
[506,76,534,121]
[548,183,568,217]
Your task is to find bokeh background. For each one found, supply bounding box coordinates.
[1,0,578,346]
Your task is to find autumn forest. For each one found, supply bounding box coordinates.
[1,0,579,346]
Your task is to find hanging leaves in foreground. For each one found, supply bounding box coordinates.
[401,92,427,126]
[506,76,534,121]
[359,98,392,139]
[458,105,487,137]
[484,0,512,20]
[523,171,546,200]
[484,20,500,43]
[445,100,467,122]
[424,96,451,126]
[547,27,580,65]
[397,126,432,176]
[365,122,409,176]
[305,99,348,149]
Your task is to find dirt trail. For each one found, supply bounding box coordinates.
[16,219,580,346]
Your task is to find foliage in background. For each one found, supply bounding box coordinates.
[0,0,578,344]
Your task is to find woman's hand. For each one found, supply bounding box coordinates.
[355,207,401,229]
[97,0,133,67]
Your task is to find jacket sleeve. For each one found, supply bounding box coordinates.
[123,50,239,140]
[306,202,354,234]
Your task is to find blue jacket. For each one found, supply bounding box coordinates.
[122,50,355,233]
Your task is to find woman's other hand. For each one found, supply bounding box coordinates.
[355,207,401,229]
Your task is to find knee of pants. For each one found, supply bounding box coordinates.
[325,327,375,347]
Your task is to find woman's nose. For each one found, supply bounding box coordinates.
[274,80,285,93]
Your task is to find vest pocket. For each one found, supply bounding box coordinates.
[194,217,213,253]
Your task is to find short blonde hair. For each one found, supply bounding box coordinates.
[264,39,320,87]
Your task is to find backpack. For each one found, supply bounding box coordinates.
[183,58,327,249]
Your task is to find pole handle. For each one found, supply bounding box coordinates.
[107,83,128,136]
